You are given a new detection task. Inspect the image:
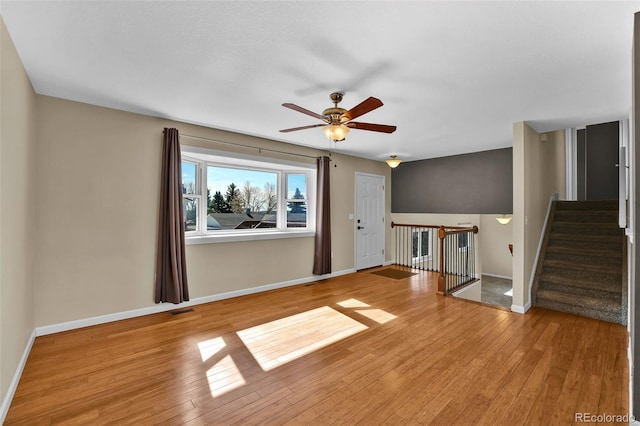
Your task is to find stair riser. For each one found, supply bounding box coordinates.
[547,237,622,252]
[554,201,618,211]
[551,224,622,236]
[553,212,618,223]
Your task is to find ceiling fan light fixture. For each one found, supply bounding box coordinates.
[324,124,350,142]
[386,155,402,168]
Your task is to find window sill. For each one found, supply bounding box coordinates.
[185,230,315,245]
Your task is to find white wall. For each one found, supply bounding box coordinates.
[479,214,513,278]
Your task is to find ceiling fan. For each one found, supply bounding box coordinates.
[279,92,397,142]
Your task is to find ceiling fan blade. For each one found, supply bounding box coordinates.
[282,103,327,121]
[279,124,326,133]
[342,97,383,121]
[347,122,397,133]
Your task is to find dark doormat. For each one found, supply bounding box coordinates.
[370,268,417,280]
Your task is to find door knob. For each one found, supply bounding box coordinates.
[357,226,364,230]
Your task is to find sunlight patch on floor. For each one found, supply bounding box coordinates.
[237,306,368,371]
[337,298,371,308]
[197,336,226,362]
[205,354,246,397]
[197,337,246,397]
[504,289,513,296]
[338,298,397,324]
[355,308,397,324]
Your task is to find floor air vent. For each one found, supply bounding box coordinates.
[170,308,194,316]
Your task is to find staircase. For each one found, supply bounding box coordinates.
[533,200,626,325]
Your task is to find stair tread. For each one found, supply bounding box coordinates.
[535,297,623,324]
[538,275,622,294]
[549,233,622,240]
[536,288,621,311]
[544,245,622,258]
[555,209,617,214]
[543,258,622,273]
[552,221,620,228]
[542,266,622,285]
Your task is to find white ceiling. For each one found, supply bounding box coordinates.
[1,1,638,162]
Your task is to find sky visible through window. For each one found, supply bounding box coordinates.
[208,168,276,197]
[182,163,308,199]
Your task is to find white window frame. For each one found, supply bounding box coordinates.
[182,159,202,234]
[412,229,432,265]
[180,146,316,244]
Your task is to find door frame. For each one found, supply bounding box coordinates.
[565,119,628,226]
[354,172,386,271]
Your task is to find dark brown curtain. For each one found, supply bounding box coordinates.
[155,128,189,303]
[313,156,332,275]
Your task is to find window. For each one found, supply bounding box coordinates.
[181,161,200,232]
[412,229,431,263]
[458,232,469,250]
[180,146,315,243]
[286,174,307,228]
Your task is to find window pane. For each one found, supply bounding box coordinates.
[421,231,430,256]
[206,166,277,230]
[183,197,198,232]
[287,173,307,228]
[287,203,307,228]
[287,174,307,200]
[459,232,468,249]
[182,162,197,195]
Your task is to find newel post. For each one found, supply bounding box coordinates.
[438,226,446,295]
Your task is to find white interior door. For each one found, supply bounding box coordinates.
[355,173,385,270]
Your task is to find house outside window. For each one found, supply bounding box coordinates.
[182,161,200,232]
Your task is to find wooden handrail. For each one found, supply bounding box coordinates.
[391,221,471,230]
[391,222,479,295]
[443,225,479,236]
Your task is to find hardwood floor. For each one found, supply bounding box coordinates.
[6,267,629,425]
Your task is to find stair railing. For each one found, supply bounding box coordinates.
[391,222,479,295]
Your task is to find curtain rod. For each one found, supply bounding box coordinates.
[180,133,328,161]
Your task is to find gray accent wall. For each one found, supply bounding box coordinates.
[392,148,512,214]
